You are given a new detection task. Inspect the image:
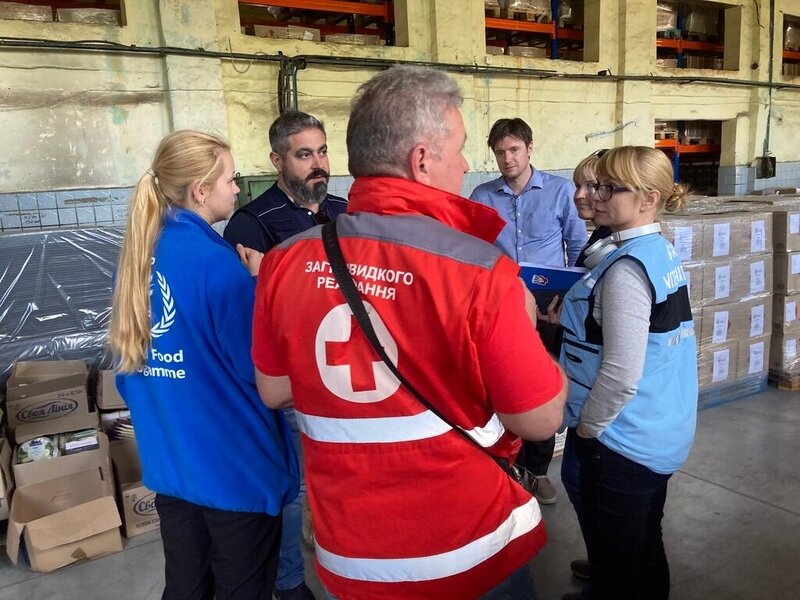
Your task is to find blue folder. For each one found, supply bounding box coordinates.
[519,263,588,313]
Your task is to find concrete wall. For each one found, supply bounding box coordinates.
[0,0,798,229]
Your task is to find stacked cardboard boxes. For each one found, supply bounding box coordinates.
[2,360,124,572]
[770,208,800,385]
[662,210,774,391]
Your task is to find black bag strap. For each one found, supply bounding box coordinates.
[320,220,517,479]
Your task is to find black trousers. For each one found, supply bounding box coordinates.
[156,494,282,600]
[515,436,556,476]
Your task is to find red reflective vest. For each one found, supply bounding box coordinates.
[254,177,562,599]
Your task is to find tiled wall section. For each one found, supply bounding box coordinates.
[718,162,800,195]
[0,165,682,233]
[0,188,134,232]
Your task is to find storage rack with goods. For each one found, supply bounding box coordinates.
[782,15,800,77]
[655,119,721,195]
[238,0,395,46]
[484,0,584,61]
[656,0,728,70]
[0,0,122,25]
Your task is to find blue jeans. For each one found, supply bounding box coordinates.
[276,408,306,591]
[574,435,671,600]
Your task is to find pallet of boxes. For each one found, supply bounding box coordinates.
[1,361,157,573]
[768,204,800,389]
[662,202,773,408]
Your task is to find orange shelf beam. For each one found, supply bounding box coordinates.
[485,17,553,35]
[240,0,392,20]
[558,28,584,41]
[678,144,721,154]
[656,37,723,53]
[655,139,678,149]
[656,38,681,50]
[783,50,800,61]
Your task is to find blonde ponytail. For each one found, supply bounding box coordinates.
[664,182,690,213]
[108,130,230,372]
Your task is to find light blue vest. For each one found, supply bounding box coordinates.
[559,233,698,474]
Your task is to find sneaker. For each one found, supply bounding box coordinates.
[274,582,317,600]
[570,559,590,581]
[529,475,558,505]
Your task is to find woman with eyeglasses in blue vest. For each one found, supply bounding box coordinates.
[558,146,697,600]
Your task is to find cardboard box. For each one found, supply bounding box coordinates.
[698,340,737,388]
[701,256,773,307]
[662,216,704,263]
[772,293,800,333]
[324,33,381,45]
[1,438,13,510]
[700,213,771,260]
[96,370,127,410]
[737,335,771,378]
[771,210,800,252]
[774,251,800,294]
[253,24,321,42]
[13,413,109,488]
[684,262,704,309]
[6,361,89,431]
[699,296,772,347]
[770,331,800,374]
[6,468,122,572]
[111,441,160,538]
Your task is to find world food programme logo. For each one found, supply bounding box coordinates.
[531,274,549,286]
[151,271,176,338]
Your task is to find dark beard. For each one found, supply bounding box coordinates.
[285,171,328,206]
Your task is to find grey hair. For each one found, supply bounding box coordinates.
[269,111,326,156]
[346,66,463,177]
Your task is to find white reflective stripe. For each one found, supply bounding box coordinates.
[296,410,451,443]
[316,497,542,583]
[297,410,505,446]
[464,413,505,448]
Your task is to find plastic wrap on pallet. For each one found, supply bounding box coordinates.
[684,7,719,37]
[697,373,768,410]
[698,294,772,348]
[56,8,120,25]
[774,251,800,294]
[769,331,800,375]
[0,1,52,21]
[0,228,122,392]
[772,292,800,334]
[656,2,677,32]
[785,23,800,51]
[508,0,550,14]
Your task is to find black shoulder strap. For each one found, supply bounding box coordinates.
[320,220,517,479]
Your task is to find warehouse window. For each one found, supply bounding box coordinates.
[484,0,598,62]
[656,0,740,71]
[238,1,398,47]
[0,0,124,26]
[782,14,800,78]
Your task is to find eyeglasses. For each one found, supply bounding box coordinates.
[589,183,631,201]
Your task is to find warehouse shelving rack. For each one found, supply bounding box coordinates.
[484,0,584,61]
[655,1,726,70]
[239,0,395,44]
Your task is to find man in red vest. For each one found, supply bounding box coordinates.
[252,66,567,599]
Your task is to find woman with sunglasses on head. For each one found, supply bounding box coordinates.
[558,146,697,600]
[109,130,299,600]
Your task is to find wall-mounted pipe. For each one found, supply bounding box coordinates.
[3,36,800,91]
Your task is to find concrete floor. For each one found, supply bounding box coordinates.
[1,387,799,599]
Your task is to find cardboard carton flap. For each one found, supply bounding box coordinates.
[6,511,24,565]
[15,412,99,444]
[26,496,121,552]
[9,360,88,385]
[0,439,13,499]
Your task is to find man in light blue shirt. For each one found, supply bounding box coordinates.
[470,118,587,506]
[470,118,587,266]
